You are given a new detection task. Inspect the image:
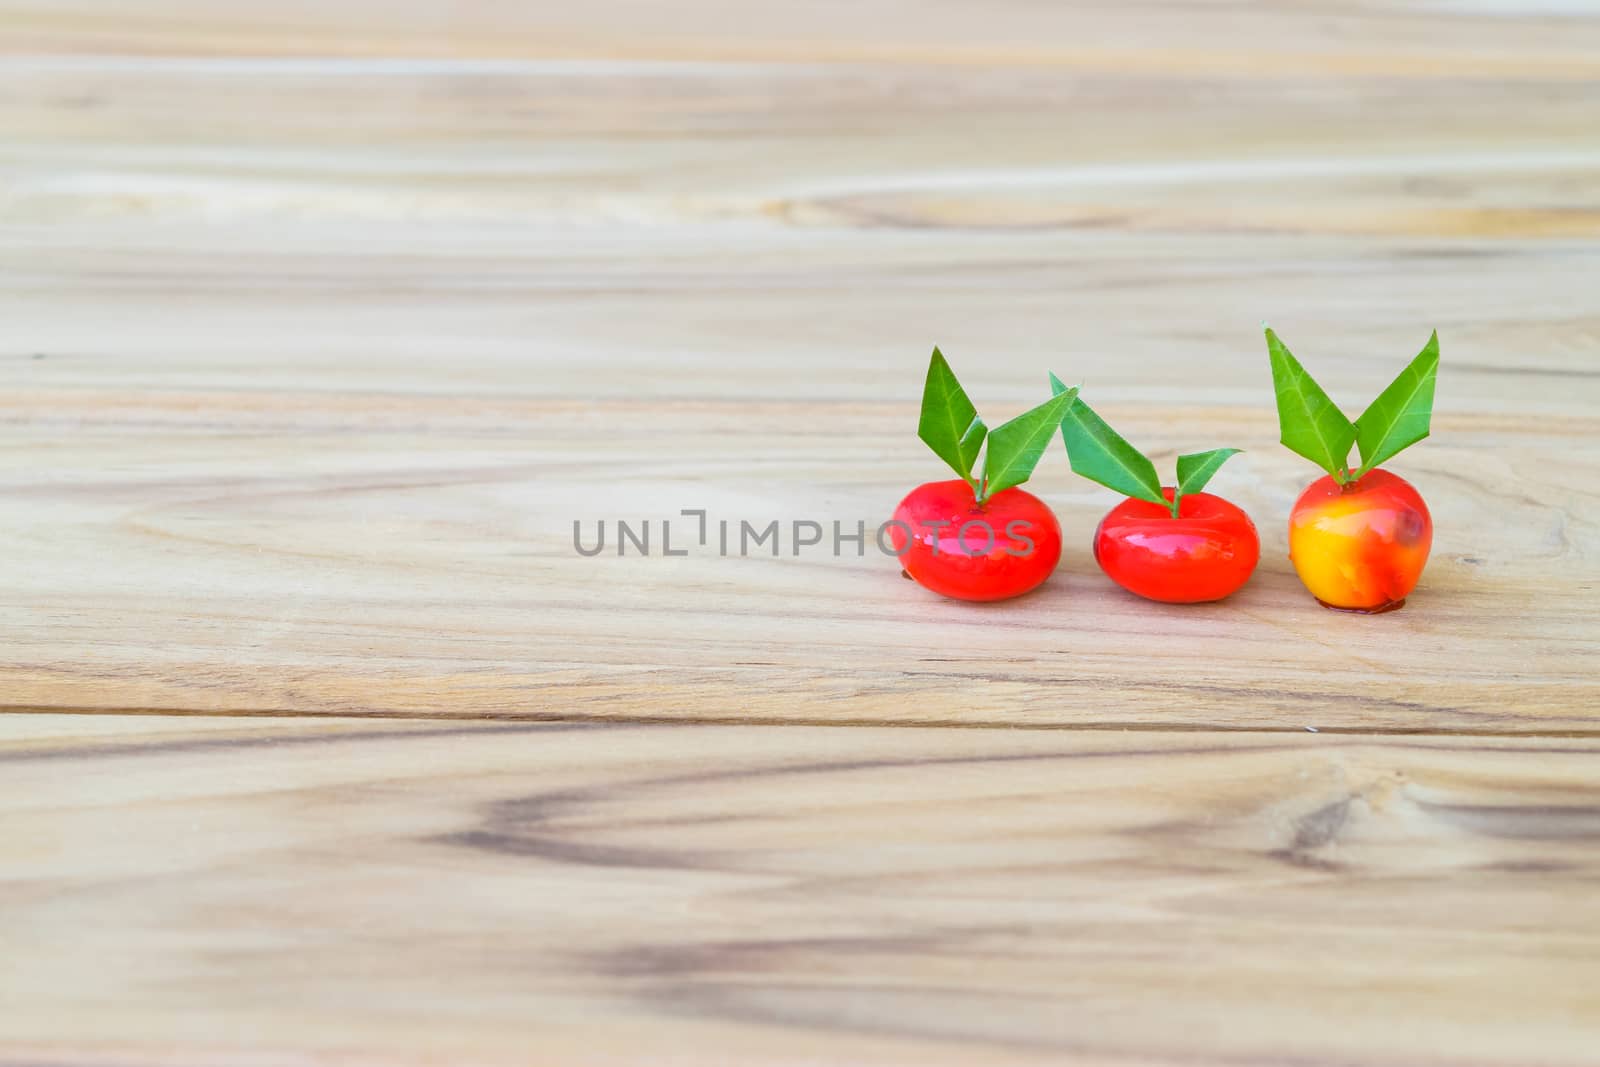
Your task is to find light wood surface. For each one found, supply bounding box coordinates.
[5,714,1600,1066]
[4,1,1600,729]
[4,1,1600,1062]
[3,2,1600,730]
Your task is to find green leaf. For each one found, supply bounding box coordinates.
[917,346,987,486]
[979,387,1077,499]
[1050,373,1166,508]
[1353,331,1439,479]
[1174,448,1242,513]
[1265,327,1357,483]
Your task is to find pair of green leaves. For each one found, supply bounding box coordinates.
[1049,373,1240,518]
[918,348,1078,503]
[1266,327,1439,485]
[918,348,1240,516]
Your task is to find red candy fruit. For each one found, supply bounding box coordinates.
[894,348,1077,602]
[1053,375,1258,604]
[1093,488,1260,604]
[892,478,1063,602]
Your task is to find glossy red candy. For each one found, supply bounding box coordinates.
[1093,489,1259,603]
[891,478,1062,602]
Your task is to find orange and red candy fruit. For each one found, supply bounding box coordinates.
[1288,468,1433,613]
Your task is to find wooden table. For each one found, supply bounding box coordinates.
[3,2,1599,1063]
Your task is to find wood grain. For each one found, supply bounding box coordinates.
[6,6,1600,1062]
[2,3,1599,730]
[3,714,1599,1066]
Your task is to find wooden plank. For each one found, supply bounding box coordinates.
[3,714,1599,1066]
[4,0,1600,74]
[2,3,1599,730]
